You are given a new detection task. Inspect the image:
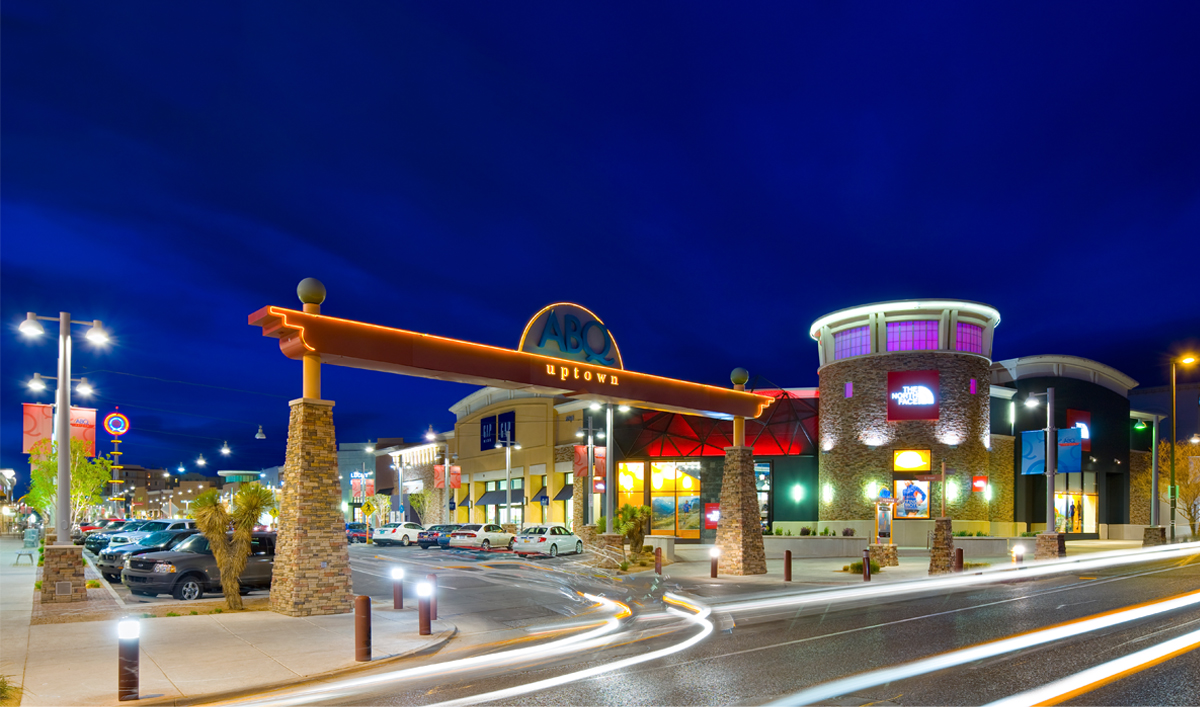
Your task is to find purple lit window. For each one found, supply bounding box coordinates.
[886,321,939,352]
[833,326,870,360]
[845,382,853,398]
[970,378,977,395]
[956,322,984,354]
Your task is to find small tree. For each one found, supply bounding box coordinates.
[1132,440,1200,537]
[191,484,275,610]
[27,438,113,531]
[613,504,652,556]
[406,490,427,522]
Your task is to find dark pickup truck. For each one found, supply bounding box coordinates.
[120,532,276,601]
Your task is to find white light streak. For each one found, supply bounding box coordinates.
[766,590,1200,706]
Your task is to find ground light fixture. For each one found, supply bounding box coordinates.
[391,567,405,609]
[117,618,139,701]
[417,581,433,635]
[709,547,720,578]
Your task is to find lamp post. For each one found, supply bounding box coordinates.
[19,312,109,543]
[495,432,520,528]
[575,414,604,524]
[1169,355,1197,542]
[1024,387,1057,534]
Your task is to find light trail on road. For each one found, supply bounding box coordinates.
[764,589,1200,706]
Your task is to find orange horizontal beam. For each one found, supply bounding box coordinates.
[248,306,773,420]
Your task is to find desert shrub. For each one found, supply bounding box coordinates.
[784,529,792,536]
[774,528,784,536]
[1,674,14,701]
[975,531,988,537]
[799,526,811,536]
[1020,531,1038,537]
[618,561,630,571]
[845,560,882,573]
[141,613,154,618]
[189,611,199,615]
[842,528,855,537]
[166,611,180,617]
[86,579,100,588]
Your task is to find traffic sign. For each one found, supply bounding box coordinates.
[360,499,376,517]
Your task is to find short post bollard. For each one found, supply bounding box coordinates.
[427,573,438,620]
[862,549,871,582]
[117,619,139,701]
[654,547,662,575]
[417,582,432,636]
[355,595,371,662]
[954,547,964,573]
[709,546,720,578]
[391,567,404,610]
[784,550,792,582]
[1013,544,1025,566]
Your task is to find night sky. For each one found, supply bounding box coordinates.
[3,3,1198,497]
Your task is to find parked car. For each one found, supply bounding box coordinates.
[97,529,198,581]
[80,518,121,533]
[121,532,276,600]
[514,524,584,557]
[373,522,424,547]
[85,520,152,553]
[417,524,461,549]
[108,519,196,547]
[448,523,515,551]
[345,522,368,543]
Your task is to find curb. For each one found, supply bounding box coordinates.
[126,622,458,707]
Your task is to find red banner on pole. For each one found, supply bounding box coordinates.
[434,465,445,489]
[574,445,606,482]
[23,403,53,453]
[71,407,97,457]
[450,465,461,489]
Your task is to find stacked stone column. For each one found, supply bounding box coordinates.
[715,446,767,575]
[270,399,353,617]
[41,544,87,603]
[928,518,954,574]
[1035,532,1066,560]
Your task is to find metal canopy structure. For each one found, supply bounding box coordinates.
[249,306,773,420]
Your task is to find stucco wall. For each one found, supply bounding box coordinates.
[818,351,992,521]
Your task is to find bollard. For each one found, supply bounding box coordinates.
[427,573,437,621]
[1013,544,1025,566]
[417,582,432,636]
[862,548,871,582]
[954,547,964,573]
[391,567,404,610]
[355,595,371,662]
[709,547,720,578]
[654,547,662,575]
[117,619,139,701]
[784,550,792,582]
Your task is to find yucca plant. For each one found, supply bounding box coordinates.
[191,484,275,610]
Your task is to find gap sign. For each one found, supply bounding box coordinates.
[887,370,940,421]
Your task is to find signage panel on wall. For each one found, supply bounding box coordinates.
[480,415,496,451]
[497,410,516,445]
[892,449,932,471]
[1066,409,1092,452]
[894,480,930,519]
[972,476,988,493]
[887,371,940,421]
[704,502,720,530]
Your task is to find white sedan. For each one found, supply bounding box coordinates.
[448,523,515,551]
[372,522,424,547]
[514,524,584,557]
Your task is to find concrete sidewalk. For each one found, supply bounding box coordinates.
[2,537,454,707]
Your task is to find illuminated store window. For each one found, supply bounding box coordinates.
[845,382,853,398]
[646,461,701,539]
[886,321,939,351]
[956,322,984,354]
[833,325,870,360]
[617,462,644,513]
[1054,471,1097,534]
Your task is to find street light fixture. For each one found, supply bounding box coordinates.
[76,377,94,396]
[1168,354,1197,542]
[195,454,206,468]
[17,310,112,544]
[27,373,47,391]
[255,425,266,440]
[220,442,231,456]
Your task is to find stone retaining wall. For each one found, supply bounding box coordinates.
[40,545,86,603]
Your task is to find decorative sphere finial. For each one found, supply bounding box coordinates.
[297,278,326,305]
[731,367,749,386]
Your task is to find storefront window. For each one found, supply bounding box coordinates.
[646,461,701,539]
[886,320,939,351]
[618,462,645,512]
[833,325,870,360]
[1054,471,1097,533]
[755,462,771,532]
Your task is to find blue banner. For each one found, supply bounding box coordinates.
[480,415,496,451]
[498,410,516,446]
[1020,428,1083,475]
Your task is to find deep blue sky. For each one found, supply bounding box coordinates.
[3,3,1198,496]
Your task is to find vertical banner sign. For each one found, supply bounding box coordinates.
[434,465,445,489]
[592,448,607,493]
[449,465,462,489]
[1057,427,1082,474]
[573,445,588,480]
[70,407,97,457]
[480,415,496,451]
[497,410,516,445]
[1021,429,1084,475]
[22,403,54,453]
[704,503,721,530]
[1066,409,1092,452]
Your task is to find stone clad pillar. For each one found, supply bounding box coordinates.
[270,398,353,617]
[715,446,767,575]
[41,544,87,603]
[928,517,954,574]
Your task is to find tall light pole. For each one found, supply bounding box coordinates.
[1169,355,1196,542]
[495,432,520,527]
[575,413,604,524]
[1025,387,1057,533]
[19,312,109,543]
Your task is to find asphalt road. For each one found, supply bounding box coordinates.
[234,545,1200,707]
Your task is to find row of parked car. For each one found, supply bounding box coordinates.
[347,521,585,557]
[77,517,276,601]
